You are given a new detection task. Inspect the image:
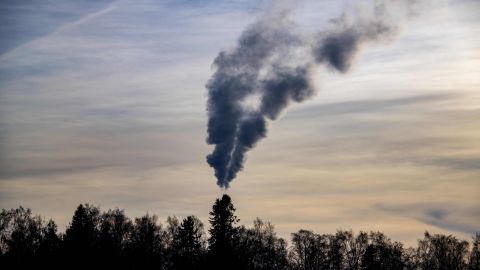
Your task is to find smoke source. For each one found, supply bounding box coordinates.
[206,1,410,189]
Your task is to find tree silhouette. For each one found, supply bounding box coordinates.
[63,204,101,269]
[361,232,404,270]
[328,231,349,269]
[345,231,369,269]
[38,219,61,266]
[208,194,240,269]
[171,215,206,270]
[126,213,167,269]
[290,229,321,270]
[416,232,470,270]
[1,199,479,270]
[0,207,43,268]
[469,233,480,270]
[97,208,132,268]
[236,218,289,270]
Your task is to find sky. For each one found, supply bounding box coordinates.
[0,0,479,247]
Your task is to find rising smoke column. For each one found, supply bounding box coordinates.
[206,1,401,189]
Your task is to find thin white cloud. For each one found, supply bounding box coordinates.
[0,1,119,63]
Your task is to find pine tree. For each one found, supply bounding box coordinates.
[127,214,167,269]
[208,194,239,269]
[63,204,100,268]
[173,215,206,270]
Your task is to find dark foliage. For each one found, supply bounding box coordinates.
[171,215,206,270]
[0,196,478,270]
[208,194,240,269]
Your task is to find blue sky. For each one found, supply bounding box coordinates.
[0,0,479,246]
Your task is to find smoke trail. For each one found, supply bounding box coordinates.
[206,1,405,188]
[314,2,398,72]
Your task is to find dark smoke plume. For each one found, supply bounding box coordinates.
[206,1,404,188]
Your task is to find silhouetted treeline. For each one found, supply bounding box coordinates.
[1,195,479,270]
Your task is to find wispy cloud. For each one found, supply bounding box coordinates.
[0,0,117,61]
[376,202,480,235]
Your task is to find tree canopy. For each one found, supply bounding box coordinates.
[0,196,478,270]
